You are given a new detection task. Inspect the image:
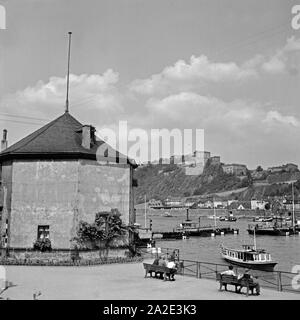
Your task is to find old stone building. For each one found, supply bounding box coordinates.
[222,163,247,176]
[0,112,137,253]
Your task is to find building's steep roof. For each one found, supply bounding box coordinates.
[0,112,137,167]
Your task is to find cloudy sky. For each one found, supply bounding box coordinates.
[1,0,300,168]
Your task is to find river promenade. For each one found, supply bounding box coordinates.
[1,260,299,300]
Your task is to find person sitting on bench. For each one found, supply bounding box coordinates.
[167,258,177,281]
[238,271,260,295]
[158,256,168,280]
[220,266,236,291]
[221,265,236,276]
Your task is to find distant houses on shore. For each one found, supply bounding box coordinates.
[222,164,247,176]
[148,197,245,210]
[267,163,298,173]
[148,195,300,212]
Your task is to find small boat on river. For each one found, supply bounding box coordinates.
[162,212,172,217]
[219,210,237,222]
[253,216,273,222]
[221,225,277,271]
[219,216,237,222]
[220,244,277,271]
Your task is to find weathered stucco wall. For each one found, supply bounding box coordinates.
[8,159,133,249]
[10,160,78,249]
[0,161,12,251]
[77,160,131,225]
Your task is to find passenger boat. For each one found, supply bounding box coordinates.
[173,208,239,237]
[175,220,215,237]
[220,244,277,271]
[221,226,277,271]
[175,220,238,236]
[176,220,200,232]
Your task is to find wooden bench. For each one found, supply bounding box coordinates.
[216,273,260,297]
[143,263,177,281]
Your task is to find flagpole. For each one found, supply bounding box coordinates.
[65,31,72,113]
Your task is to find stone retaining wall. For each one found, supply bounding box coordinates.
[0,247,130,262]
[0,256,143,266]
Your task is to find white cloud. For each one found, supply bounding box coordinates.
[129,55,258,95]
[1,69,123,125]
[262,36,300,75]
[129,37,300,96]
[262,56,286,74]
[143,92,300,143]
[263,110,300,127]
[146,92,257,126]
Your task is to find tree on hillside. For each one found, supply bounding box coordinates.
[256,165,263,172]
[246,169,253,186]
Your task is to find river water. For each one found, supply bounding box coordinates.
[136,208,300,273]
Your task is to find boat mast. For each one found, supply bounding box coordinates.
[292,182,295,232]
[253,226,257,250]
[213,197,217,228]
[144,194,147,229]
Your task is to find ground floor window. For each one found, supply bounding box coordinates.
[37,225,50,240]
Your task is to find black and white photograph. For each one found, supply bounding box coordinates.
[0,0,299,307]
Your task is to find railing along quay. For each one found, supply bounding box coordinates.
[139,248,299,294]
[139,247,180,261]
[178,259,300,294]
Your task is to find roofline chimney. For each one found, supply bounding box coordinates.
[82,125,95,149]
[1,129,7,151]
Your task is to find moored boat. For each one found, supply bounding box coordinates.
[253,216,273,222]
[220,210,237,222]
[219,216,237,222]
[247,223,298,236]
[249,182,299,236]
[220,244,277,271]
[162,212,172,217]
